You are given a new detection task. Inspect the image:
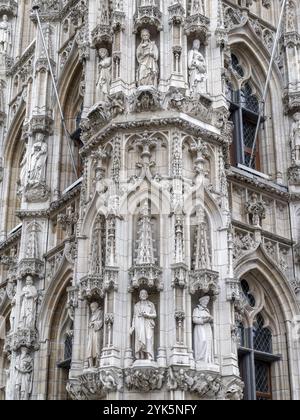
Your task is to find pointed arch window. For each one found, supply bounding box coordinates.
[228,55,263,170]
[238,280,281,401]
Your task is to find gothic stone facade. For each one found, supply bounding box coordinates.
[0,0,300,401]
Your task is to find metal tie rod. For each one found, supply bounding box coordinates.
[249,0,287,168]
[32,5,78,179]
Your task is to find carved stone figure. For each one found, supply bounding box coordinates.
[86,301,103,368]
[136,29,159,88]
[18,143,29,194]
[286,0,296,32]
[0,15,11,54]
[19,276,38,329]
[188,39,207,96]
[9,297,16,332]
[14,347,33,401]
[130,289,157,361]
[5,362,13,400]
[27,136,48,188]
[193,295,214,364]
[96,48,112,102]
[291,113,300,164]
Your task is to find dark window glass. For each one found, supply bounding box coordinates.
[253,314,273,354]
[232,54,245,78]
[241,279,256,307]
[64,333,73,361]
[255,361,272,400]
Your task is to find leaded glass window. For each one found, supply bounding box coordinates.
[64,333,73,361]
[238,279,279,400]
[253,314,273,354]
[255,361,272,400]
[228,55,262,170]
[241,279,256,307]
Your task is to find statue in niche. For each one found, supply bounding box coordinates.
[291,113,300,164]
[27,135,48,188]
[5,358,13,400]
[188,39,207,97]
[96,48,112,102]
[193,295,214,364]
[86,301,103,368]
[0,15,11,54]
[19,276,38,329]
[130,289,157,361]
[14,347,33,401]
[18,143,29,194]
[286,1,296,32]
[9,297,16,332]
[136,29,159,88]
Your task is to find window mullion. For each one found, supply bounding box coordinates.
[247,327,257,401]
[237,91,245,165]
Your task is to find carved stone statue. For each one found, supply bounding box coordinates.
[27,136,48,188]
[291,113,300,164]
[188,39,207,96]
[19,276,38,329]
[5,361,13,400]
[130,289,157,361]
[9,297,16,332]
[14,347,33,400]
[0,15,11,54]
[193,295,214,364]
[86,301,103,368]
[96,48,112,102]
[136,29,159,88]
[18,143,29,194]
[286,0,296,32]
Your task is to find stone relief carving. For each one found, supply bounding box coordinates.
[96,48,112,102]
[193,295,214,364]
[86,301,103,368]
[130,289,157,362]
[125,366,165,392]
[167,367,222,399]
[224,378,244,400]
[68,368,123,400]
[245,193,266,228]
[188,39,207,97]
[136,29,159,88]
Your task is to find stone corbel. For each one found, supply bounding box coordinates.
[167,367,222,399]
[67,367,123,400]
[4,328,40,354]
